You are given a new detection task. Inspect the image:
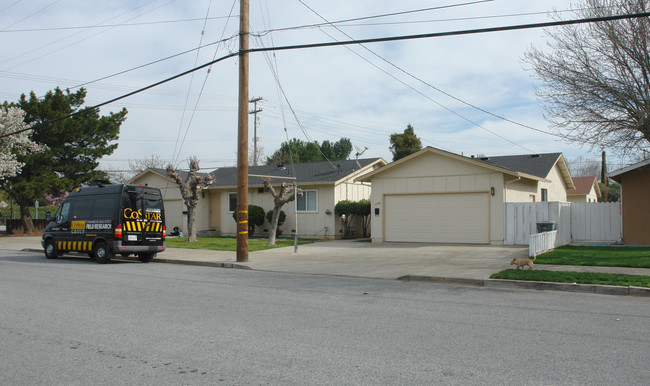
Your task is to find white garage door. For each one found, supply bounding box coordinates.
[384,193,489,244]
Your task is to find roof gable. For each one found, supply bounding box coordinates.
[567,176,601,197]
[359,147,573,187]
[475,153,561,179]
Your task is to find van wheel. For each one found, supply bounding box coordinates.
[44,239,58,259]
[94,242,112,264]
[138,253,155,263]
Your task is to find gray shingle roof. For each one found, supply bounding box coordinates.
[210,158,381,187]
[474,153,562,178]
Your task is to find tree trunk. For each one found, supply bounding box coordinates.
[186,205,197,242]
[362,215,370,238]
[266,207,281,245]
[20,205,35,235]
[343,215,353,239]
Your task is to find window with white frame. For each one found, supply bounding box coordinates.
[297,190,318,212]
[228,193,237,212]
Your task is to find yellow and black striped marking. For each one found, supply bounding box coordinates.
[125,221,163,233]
[57,241,93,252]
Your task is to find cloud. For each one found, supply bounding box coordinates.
[2,0,623,175]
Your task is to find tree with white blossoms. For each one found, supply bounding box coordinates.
[0,106,46,180]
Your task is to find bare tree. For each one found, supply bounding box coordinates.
[524,0,650,155]
[166,157,215,242]
[568,156,601,177]
[129,154,164,176]
[263,178,301,245]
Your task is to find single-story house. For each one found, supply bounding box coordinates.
[608,158,650,245]
[130,158,386,239]
[358,146,575,245]
[566,176,601,203]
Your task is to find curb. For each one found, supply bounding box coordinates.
[398,275,485,287]
[484,279,650,297]
[17,248,650,297]
[151,258,252,270]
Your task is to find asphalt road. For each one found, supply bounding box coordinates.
[1,250,649,385]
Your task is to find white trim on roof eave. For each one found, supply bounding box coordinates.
[127,168,171,184]
[554,154,576,190]
[357,146,541,182]
[341,158,387,184]
[608,158,650,177]
[209,180,337,191]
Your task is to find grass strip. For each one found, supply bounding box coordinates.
[537,245,650,268]
[165,237,309,252]
[491,269,650,288]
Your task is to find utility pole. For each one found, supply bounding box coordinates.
[236,0,250,262]
[249,97,263,166]
[601,150,608,202]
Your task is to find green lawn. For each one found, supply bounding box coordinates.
[536,245,650,268]
[491,269,650,288]
[165,237,309,252]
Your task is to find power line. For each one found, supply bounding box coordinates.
[172,0,238,167]
[3,11,649,139]
[297,0,535,152]
[253,0,495,36]
[0,15,236,33]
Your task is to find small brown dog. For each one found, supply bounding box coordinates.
[510,256,536,270]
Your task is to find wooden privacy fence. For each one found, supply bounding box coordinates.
[504,202,572,246]
[505,202,621,249]
[570,202,622,243]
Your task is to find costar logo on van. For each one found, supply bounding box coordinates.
[123,208,143,219]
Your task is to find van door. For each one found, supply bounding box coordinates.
[121,188,165,247]
[68,198,94,253]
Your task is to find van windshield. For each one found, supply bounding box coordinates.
[122,189,163,214]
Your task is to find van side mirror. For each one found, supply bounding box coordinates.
[46,210,51,222]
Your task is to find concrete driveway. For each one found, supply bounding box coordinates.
[243,240,529,281]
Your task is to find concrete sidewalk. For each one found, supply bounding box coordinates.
[2,236,650,296]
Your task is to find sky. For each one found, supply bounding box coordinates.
[0,0,632,176]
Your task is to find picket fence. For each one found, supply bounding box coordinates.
[504,202,622,256]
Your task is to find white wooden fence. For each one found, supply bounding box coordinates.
[505,202,622,255]
[504,202,572,246]
[529,230,560,257]
[571,202,622,242]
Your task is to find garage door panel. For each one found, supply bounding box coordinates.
[385,193,489,243]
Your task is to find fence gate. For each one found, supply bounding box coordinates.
[571,202,622,243]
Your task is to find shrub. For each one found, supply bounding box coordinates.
[232,204,266,235]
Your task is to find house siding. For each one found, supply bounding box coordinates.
[217,185,340,240]
[618,167,650,245]
[540,164,569,201]
[505,163,568,202]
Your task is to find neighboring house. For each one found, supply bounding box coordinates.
[130,158,386,239]
[608,158,650,245]
[566,176,601,203]
[358,146,574,245]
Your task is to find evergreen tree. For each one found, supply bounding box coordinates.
[265,138,353,165]
[1,88,126,233]
[389,124,422,161]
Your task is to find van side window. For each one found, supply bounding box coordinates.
[72,199,93,219]
[57,202,71,223]
[93,197,115,217]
